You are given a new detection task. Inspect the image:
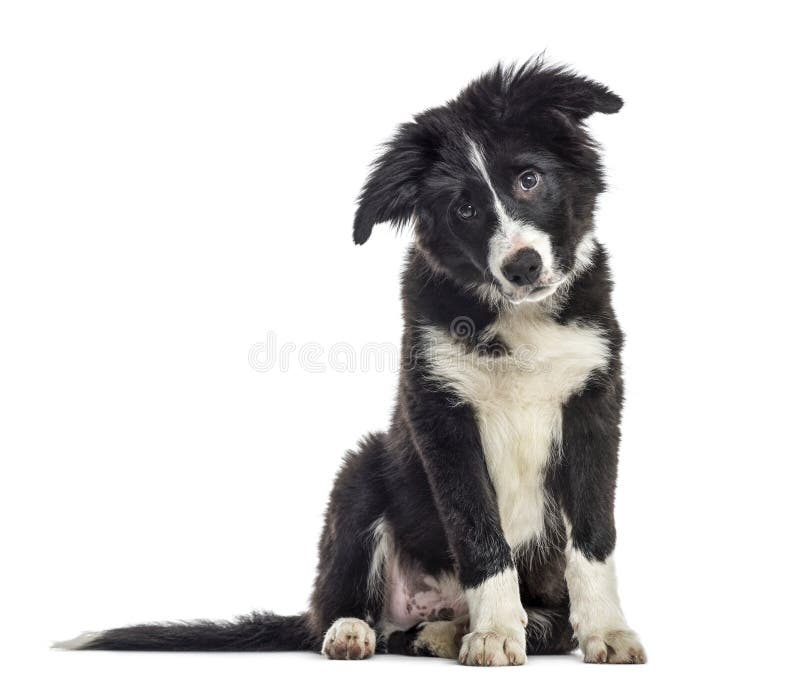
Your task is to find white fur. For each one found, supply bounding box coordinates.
[422,305,610,550]
[463,567,526,633]
[51,631,101,650]
[563,522,646,662]
[321,617,376,659]
[366,516,390,605]
[460,568,528,665]
[574,230,597,272]
[564,547,626,637]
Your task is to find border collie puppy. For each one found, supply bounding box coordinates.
[57,59,646,666]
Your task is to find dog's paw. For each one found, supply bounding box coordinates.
[458,627,527,666]
[413,615,469,659]
[581,628,646,664]
[321,617,376,660]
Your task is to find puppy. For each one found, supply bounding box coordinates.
[57,58,646,666]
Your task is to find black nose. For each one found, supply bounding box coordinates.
[501,248,543,287]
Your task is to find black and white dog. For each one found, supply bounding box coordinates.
[58,59,646,666]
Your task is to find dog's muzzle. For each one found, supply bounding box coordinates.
[497,247,562,303]
[501,247,542,287]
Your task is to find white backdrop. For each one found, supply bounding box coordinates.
[2,1,798,684]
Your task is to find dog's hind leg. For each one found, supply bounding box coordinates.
[386,616,469,658]
[309,433,390,659]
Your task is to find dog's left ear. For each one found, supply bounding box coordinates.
[353,121,434,245]
[545,72,623,120]
[506,62,623,121]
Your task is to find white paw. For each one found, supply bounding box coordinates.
[458,627,527,666]
[581,628,646,664]
[321,617,376,660]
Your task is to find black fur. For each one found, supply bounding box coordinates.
[75,613,314,651]
[67,58,628,660]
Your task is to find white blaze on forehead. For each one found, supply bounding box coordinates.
[464,137,556,289]
[466,137,506,218]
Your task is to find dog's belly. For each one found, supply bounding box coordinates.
[382,554,468,631]
[422,308,610,549]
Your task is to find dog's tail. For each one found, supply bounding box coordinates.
[53,611,317,652]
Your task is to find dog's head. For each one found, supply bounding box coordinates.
[353,59,622,305]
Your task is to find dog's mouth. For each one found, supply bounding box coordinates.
[503,278,563,305]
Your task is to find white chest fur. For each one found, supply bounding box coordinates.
[422,305,610,550]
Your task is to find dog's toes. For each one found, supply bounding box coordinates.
[582,628,646,664]
[321,618,376,660]
[458,629,526,666]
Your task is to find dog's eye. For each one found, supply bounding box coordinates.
[519,171,540,191]
[457,203,477,220]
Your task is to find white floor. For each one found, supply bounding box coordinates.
[14,643,777,686]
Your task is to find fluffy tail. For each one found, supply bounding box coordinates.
[53,611,317,652]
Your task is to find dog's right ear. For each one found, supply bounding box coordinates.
[353,121,435,245]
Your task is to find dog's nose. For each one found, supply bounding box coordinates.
[501,248,543,287]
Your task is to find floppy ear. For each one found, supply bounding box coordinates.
[504,60,623,121]
[353,122,434,245]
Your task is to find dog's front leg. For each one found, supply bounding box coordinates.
[403,374,527,666]
[558,381,647,664]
